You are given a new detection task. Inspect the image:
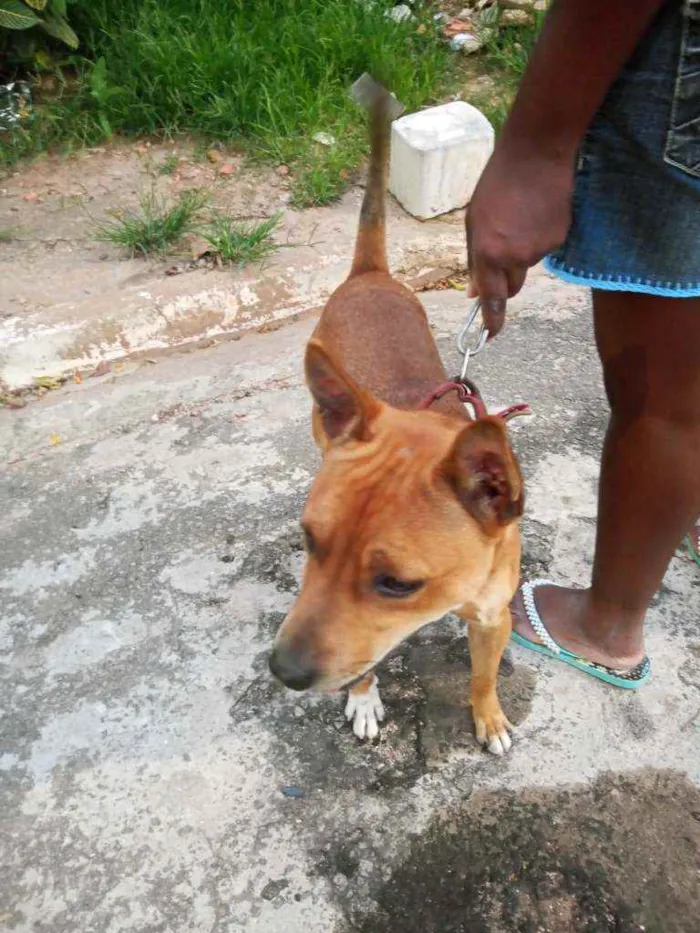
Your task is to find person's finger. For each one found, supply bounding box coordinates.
[481,297,506,338]
[506,264,528,299]
[470,263,509,337]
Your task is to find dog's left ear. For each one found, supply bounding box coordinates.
[305,339,381,443]
[442,418,523,532]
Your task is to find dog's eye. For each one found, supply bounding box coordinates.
[373,574,424,598]
[302,526,316,554]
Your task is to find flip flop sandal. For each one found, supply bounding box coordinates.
[511,579,651,689]
[684,521,700,567]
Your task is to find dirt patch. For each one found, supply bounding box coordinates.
[339,769,700,933]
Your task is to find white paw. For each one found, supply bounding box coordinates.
[344,677,385,741]
[474,713,514,756]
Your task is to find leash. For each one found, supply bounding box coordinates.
[418,298,531,422]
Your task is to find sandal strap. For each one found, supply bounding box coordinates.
[521,579,561,655]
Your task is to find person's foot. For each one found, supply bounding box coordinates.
[510,585,646,670]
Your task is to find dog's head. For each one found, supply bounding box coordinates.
[269,341,523,692]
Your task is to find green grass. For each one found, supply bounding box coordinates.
[475,9,545,132]
[1,0,450,203]
[95,188,207,256]
[158,154,180,175]
[483,16,543,80]
[201,211,282,266]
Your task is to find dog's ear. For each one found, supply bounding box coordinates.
[305,340,380,443]
[442,418,523,532]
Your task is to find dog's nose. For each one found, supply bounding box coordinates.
[269,646,317,691]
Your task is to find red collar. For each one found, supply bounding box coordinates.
[418,377,530,422]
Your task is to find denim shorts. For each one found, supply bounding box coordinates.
[545,0,700,296]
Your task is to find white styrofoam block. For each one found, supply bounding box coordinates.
[389,101,495,220]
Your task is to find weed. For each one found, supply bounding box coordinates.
[200,212,281,266]
[95,188,207,256]
[158,154,180,175]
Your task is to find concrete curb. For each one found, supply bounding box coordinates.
[0,226,466,393]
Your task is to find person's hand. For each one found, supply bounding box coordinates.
[466,143,576,337]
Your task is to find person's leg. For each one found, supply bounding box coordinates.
[512,290,700,669]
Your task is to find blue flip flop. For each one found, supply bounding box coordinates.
[685,524,700,567]
[511,579,651,689]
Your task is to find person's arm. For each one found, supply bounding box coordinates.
[467,0,669,336]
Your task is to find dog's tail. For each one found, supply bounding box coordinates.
[348,74,404,277]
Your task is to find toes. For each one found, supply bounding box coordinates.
[345,682,385,741]
[352,711,368,740]
[487,729,512,756]
[475,717,513,756]
[365,711,380,741]
[488,734,505,756]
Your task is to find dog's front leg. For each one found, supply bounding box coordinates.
[345,674,385,741]
[465,607,513,756]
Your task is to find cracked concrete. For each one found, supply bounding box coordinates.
[1,268,699,932]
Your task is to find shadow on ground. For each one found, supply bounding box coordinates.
[334,769,699,933]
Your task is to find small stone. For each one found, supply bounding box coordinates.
[276,164,290,177]
[218,163,235,176]
[500,9,532,26]
[207,148,222,163]
[312,131,336,147]
[333,874,348,890]
[457,7,472,18]
[261,879,289,901]
[22,192,39,202]
[387,4,413,23]
[294,705,304,718]
[281,785,305,798]
[449,32,482,53]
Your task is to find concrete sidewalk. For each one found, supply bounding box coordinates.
[1,273,699,932]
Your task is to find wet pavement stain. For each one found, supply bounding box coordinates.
[231,630,536,794]
[336,769,700,933]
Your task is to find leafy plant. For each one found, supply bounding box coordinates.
[0,0,78,50]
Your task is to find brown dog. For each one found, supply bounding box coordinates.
[269,77,523,755]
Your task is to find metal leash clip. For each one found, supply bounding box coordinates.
[457,298,489,380]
